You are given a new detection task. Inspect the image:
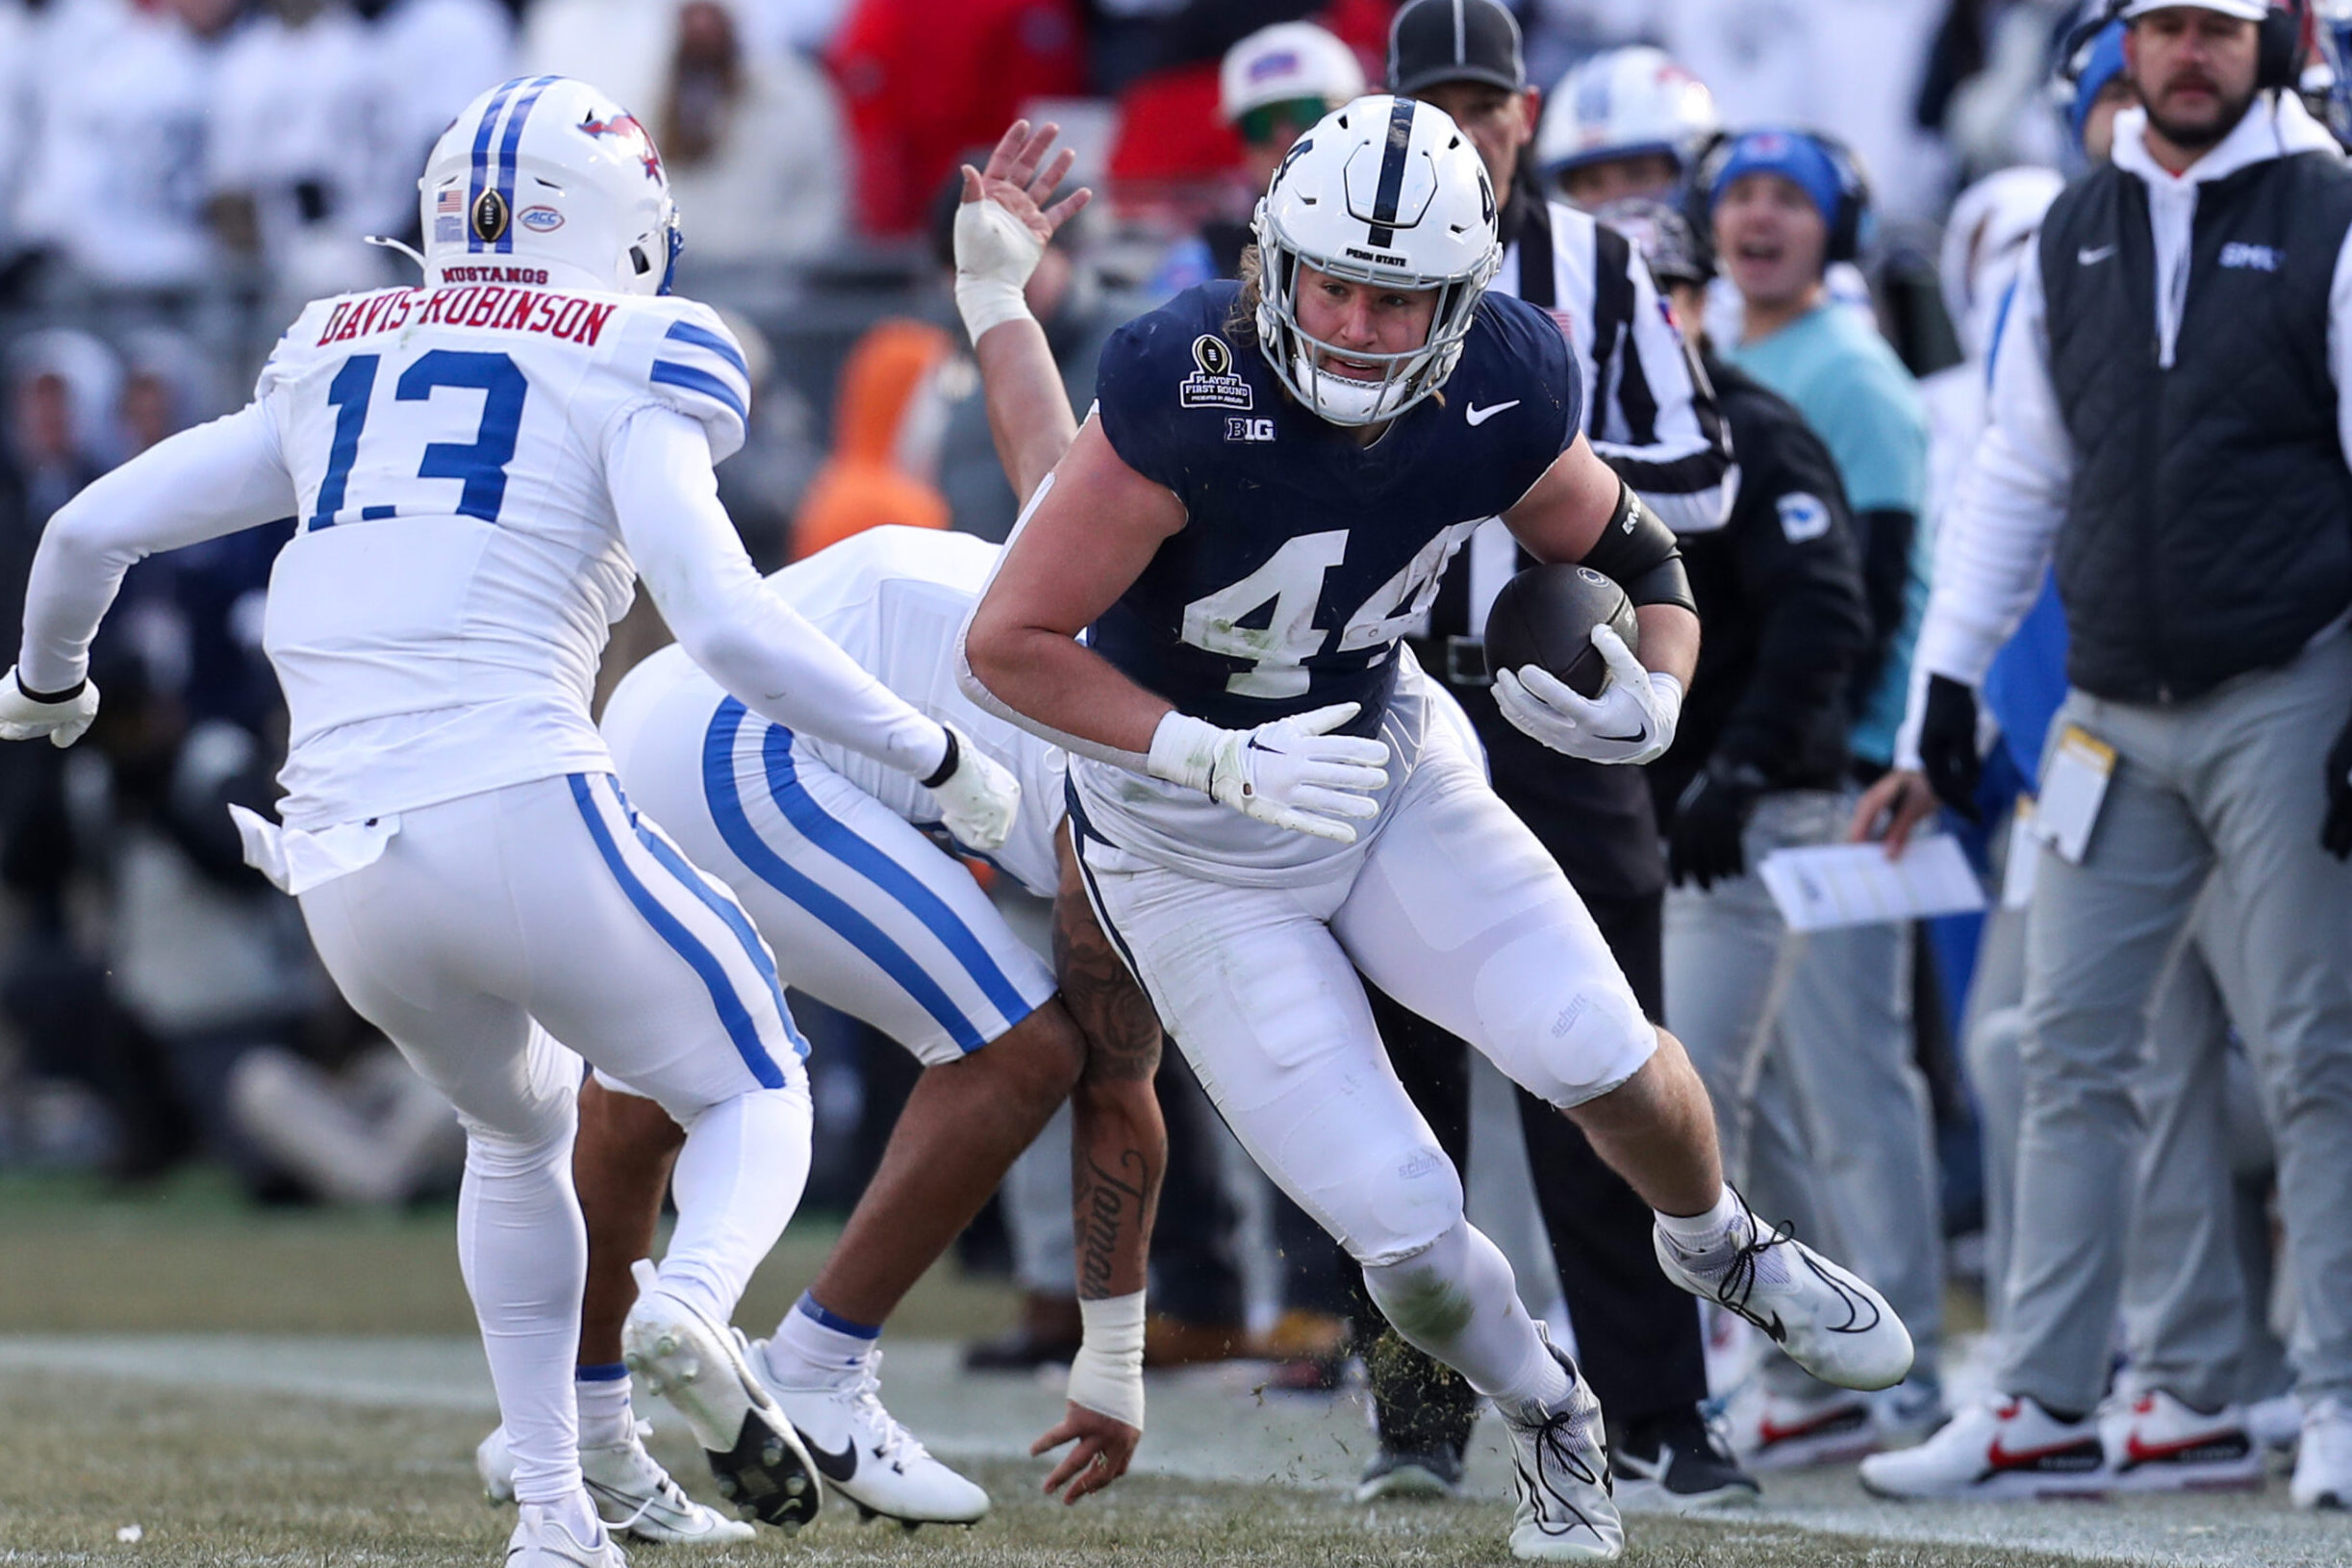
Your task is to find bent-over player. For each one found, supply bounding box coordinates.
[961,95,1912,1562]
[0,77,1020,1568]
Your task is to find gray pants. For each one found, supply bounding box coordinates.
[2001,634,2352,1413]
[1666,788,1944,1396]
[1973,879,2286,1410]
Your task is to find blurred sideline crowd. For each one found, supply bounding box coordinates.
[0,0,2343,1495]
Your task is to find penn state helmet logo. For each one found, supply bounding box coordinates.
[471,189,511,243]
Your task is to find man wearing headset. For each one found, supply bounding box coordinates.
[1698,125,1947,1463]
[1858,0,2352,1505]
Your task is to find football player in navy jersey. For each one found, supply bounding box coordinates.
[962,94,1913,1562]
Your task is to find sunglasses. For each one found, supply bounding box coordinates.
[1237,97,1330,145]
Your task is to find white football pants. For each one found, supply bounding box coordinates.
[297,772,812,1509]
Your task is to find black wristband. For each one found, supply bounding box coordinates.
[17,672,85,705]
[921,727,961,790]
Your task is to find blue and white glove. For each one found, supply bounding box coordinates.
[1149,702,1391,844]
[1493,625,1681,766]
[924,721,1022,851]
[0,667,99,748]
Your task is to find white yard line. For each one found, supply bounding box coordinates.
[2,1336,2341,1566]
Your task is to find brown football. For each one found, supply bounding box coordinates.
[1483,564,1640,699]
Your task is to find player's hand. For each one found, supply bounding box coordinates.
[953,119,1092,344]
[0,667,99,748]
[2322,709,2352,859]
[1670,761,1764,890]
[1031,1400,1140,1505]
[1850,768,1942,857]
[1211,703,1390,843]
[1917,674,1983,821]
[926,722,1021,851]
[1493,626,1680,765]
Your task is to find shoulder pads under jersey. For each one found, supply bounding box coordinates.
[604,297,753,463]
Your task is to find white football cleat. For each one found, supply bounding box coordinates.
[2292,1397,2352,1510]
[2100,1390,2263,1493]
[750,1338,989,1526]
[1720,1384,1880,1472]
[475,1423,756,1544]
[505,1502,628,1568]
[621,1265,821,1530]
[1653,1198,1913,1393]
[1499,1332,1623,1561]
[1859,1395,2107,1501]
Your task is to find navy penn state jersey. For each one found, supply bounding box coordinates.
[1089,280,1580,737]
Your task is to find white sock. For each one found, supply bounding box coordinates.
[574,1366,634,1450]
[656,1085,812,1327]
[1360,1219,1571,1414]
[767,1292,880,1386]
[1655,1185,1743,1257]
[457,1119,587,1508]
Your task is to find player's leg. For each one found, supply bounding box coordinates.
[1070,831,1619,1561]
[1332,730,1912,1397]
[296,792,612,1563]
[514,772,821,1529]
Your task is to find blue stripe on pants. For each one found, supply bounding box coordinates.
[568,771,793,1084]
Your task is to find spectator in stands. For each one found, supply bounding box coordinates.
[787,317,955,559]
[1148,19,1365,293]
[516,0,681,122]
[1856,0,2352,1507]
[1534,44,1719,211]
[1704,126,1945,1464]
[357,0,515,223]
[9,0,227,296]
[826,0,1085,237]
[659,0,849,265]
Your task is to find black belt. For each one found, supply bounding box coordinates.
[1404,633,1491,688]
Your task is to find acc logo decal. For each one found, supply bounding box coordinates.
[518,205,565,233]
[1181,335,1253,411]
[1778,492,1832,544]
[471,189,511,243]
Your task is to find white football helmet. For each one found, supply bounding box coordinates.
[419,76,681,296]
[1536,47,1719,183]
[1252,94,1501,426]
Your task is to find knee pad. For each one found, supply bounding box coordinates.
[1335,1144,1466,1269]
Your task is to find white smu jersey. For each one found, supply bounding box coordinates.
[250,275,752,828]
[600,527,1068,897]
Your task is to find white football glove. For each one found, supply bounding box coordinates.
[1492,625,1682,766]
[953,195,1043,343]
[0,667,99,748]
[1149,703,1391,845]
[925,721,1021,851]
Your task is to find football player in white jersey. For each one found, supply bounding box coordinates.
[0,76,1021,1568]
[475,125,1163,1535]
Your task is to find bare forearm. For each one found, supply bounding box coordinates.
[975,318,1079,507]
[1635,602,1700,689]
[962,618,1171,769]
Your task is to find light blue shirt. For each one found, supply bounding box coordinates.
[1723,300,1930,767]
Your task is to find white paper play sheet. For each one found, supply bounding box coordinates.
[1757,837,1988,932]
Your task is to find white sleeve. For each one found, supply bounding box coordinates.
[1895,246,2072,767]
[605,403,951,779]
[1592,239,1733,533]
[18,403,298,693]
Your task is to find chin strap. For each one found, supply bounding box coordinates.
[364,234,430,277]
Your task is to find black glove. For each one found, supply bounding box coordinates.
[1917,674,1983,821]
[1670,761,1767,892]
[2324,710,2352,859]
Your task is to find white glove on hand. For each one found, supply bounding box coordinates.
[1149,703,1390,845]
[1492,626,1682,765]
[925,721,1022,851]
[0,667,99,748]
[953,196,1043,343]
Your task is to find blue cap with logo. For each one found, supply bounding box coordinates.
[1707,129,1842,228]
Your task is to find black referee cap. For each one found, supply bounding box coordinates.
[1387,0,1526,97]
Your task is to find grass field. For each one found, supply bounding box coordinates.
[1,1173,2345,1567]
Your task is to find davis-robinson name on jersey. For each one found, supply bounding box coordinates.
[313,277,622,353]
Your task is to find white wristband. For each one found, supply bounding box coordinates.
[1066,1290,1146,1430]
[954,275,1032,344]
[1145,710,1223,794]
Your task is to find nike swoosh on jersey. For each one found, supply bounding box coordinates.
[799,1429,860,1484]
[2077,244,2117,266]
[1465,399,1520,426]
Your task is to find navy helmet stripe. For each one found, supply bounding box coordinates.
[1367,96,1417,249]
[493,75,563,255]
[466,77,524,254]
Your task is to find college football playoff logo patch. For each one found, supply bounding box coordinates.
[1180,335,1252,411]
[471,189,512,244]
